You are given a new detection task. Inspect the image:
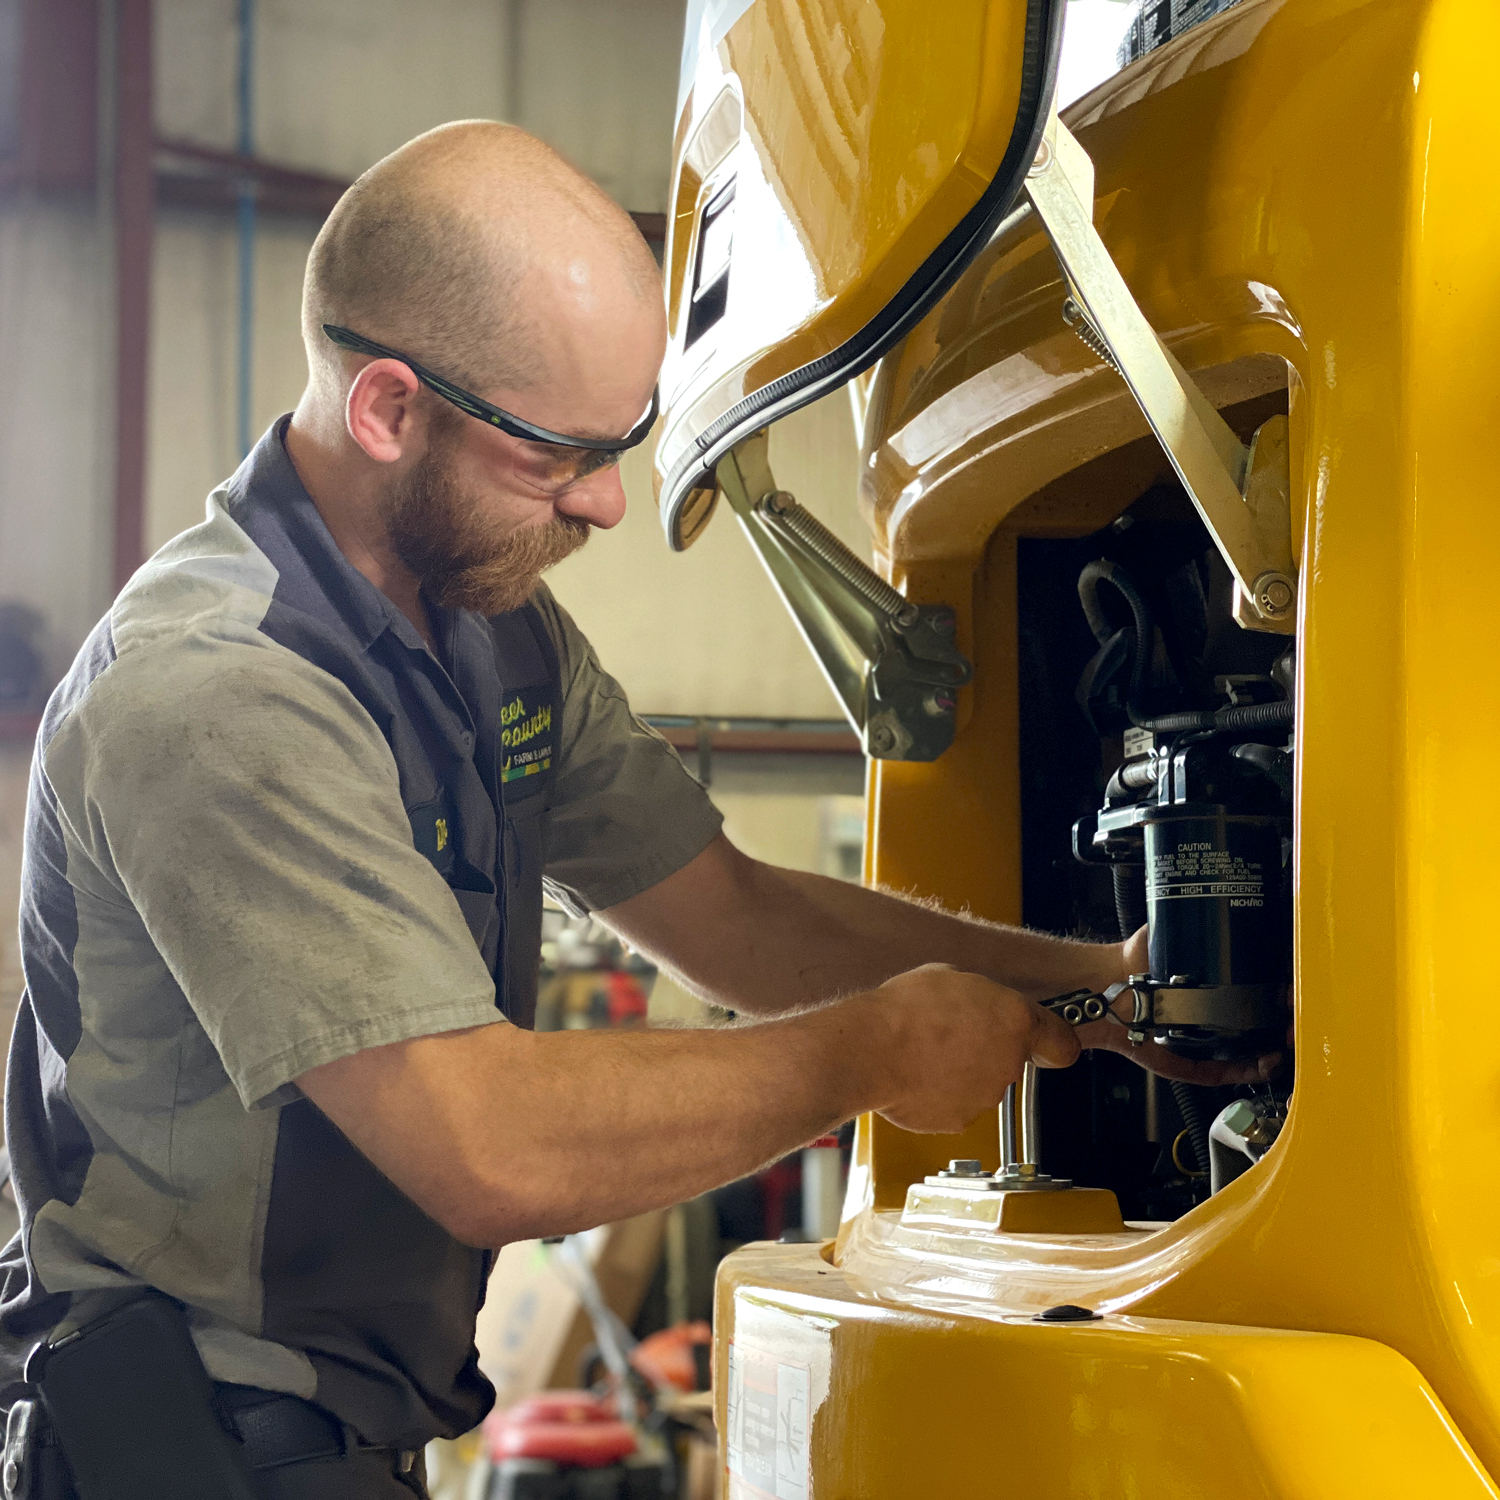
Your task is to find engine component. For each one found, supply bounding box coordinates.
[1072,559,1292,1060]
[1208,1097,1286,1194]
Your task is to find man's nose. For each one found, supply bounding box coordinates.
[557,466,627,530]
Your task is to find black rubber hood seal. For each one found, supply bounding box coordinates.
[662,0,1067,547]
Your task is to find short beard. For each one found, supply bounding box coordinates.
[380,427,591,617]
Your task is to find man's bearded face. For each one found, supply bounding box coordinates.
[381,419,591,617]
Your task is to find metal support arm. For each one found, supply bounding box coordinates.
[1023,116,1297,633]
[715,434,972,760]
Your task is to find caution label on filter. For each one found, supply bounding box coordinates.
[1147,841,1265,907]
[726,1340,810,1500]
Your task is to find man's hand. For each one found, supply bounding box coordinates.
[864,965,1080,1134]
[1069,925,1286,1085]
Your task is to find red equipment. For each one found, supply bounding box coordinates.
[483,1390,637,1470]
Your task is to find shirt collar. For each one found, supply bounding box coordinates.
[229,415,429,655]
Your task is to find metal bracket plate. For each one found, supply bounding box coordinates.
[714,433,972,760]
[1023,115,1297,634]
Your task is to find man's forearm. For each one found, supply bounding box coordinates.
[604,836,1126,1016]
[764,866,1123,1004]
[302,1003,879,1245]
[300,960,1080,1247]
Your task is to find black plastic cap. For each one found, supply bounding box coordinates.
[1034,1304,1102,1323]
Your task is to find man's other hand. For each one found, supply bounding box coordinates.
[863,964,1079,1134]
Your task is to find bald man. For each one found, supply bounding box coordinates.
[0,123,1245,1495]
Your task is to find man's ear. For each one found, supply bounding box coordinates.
[346,358,423,464]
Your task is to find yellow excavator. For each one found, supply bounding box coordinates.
[655,0,1500,1493]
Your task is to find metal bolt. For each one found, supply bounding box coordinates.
[932,613,956,635]
[1030,138,1053,176]
[925,690,957,716]
[1253,573,1295,617]
[5,1458,17,1495]
[945,1158,984,1176]
[868,723,897,754]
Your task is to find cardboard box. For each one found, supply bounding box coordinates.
[474,1212,665,1408]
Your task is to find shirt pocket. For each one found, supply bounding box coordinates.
[407,788,459,879]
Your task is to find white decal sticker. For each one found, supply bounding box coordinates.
[727,1340,811,1500]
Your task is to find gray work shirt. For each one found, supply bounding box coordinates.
[0,419,722,1446]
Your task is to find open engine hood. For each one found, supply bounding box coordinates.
[655,0,1066,548]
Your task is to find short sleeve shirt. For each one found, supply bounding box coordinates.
[0,419,722,1446]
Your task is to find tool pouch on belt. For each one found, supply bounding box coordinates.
[15,1294,257,1500]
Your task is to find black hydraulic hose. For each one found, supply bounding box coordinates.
[1139,699,1295,735]
[1078,561,1152,718]
[1078,558,1294,735]
[1170,1080,1211,1178]
[1078,559,1130,645]
[1104,758,1159,802]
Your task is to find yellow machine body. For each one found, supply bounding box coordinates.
[657,0,1062,547]
[666,0,1500,1492]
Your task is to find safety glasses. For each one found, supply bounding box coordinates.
[322,324,658,488]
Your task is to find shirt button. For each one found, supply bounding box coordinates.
[461,731,474,751]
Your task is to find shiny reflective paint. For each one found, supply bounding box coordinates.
[708,0,1500,1489]
[656,0,1033,533]
[717,1244,1498,1496]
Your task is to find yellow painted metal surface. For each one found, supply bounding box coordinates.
[657,0,1036,534]
[718,1244,1499,1498]
[709,0,1500,1489]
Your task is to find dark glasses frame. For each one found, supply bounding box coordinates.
[322,324,659,454]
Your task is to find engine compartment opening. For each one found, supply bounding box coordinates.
[1018,478,1294,1221]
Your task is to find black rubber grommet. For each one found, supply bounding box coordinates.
[1034,1304,1102,1323]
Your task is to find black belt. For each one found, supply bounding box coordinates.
[214,1387,420,1474]
[6,1389,421,1499]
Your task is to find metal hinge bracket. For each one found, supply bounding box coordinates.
[714,433,972,760]
[1024,114,1296,633]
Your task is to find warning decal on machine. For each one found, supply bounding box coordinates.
[1147,842,1265,906]
[726,1340,811,1500]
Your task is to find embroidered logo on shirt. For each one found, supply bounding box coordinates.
[500,689,555,784]
[435,817,449,852]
